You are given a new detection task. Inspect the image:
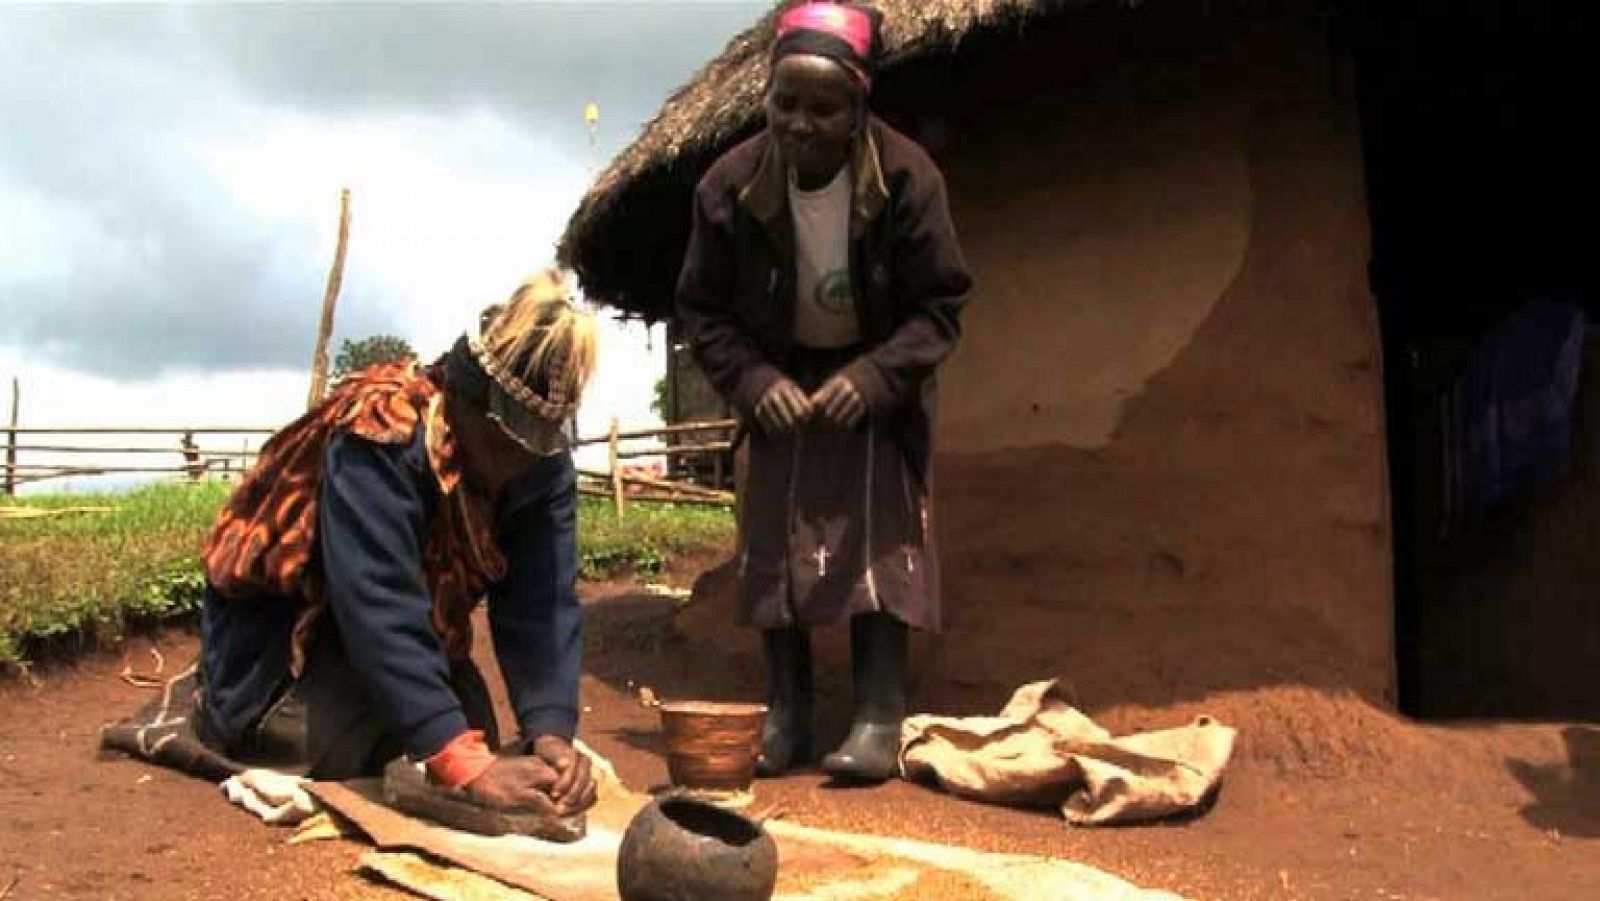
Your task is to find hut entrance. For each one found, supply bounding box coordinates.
[1351,0,1600,718]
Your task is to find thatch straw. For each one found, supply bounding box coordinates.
[559,0,1097,319]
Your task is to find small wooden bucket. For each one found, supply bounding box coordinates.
[658,701,768,794]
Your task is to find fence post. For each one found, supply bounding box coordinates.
[608,417,625,520]
[4,377,17,497]
[180,430,202,481]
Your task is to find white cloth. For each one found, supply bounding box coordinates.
[789,166,860,348]
[221,768,319,826]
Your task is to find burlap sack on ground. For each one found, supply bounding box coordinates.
[900,679,1237,826]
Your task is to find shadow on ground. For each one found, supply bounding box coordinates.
[1508,726,1600,839]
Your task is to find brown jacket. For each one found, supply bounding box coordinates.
[675,117,974,481]
[676,119,972,631]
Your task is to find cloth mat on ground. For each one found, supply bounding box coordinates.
[312,771,1187,901]
[99,661,243,783]
[99,659,322,824]
[103,666,1195,898]
[899,678,1237,826]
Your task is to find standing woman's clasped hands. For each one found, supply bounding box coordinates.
[810,373,866,429]
[755,373,865,433]
[755,377,812,434]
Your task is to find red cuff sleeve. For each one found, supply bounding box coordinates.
[424,729,496,789]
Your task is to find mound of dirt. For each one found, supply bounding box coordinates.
[670,540,1560,796]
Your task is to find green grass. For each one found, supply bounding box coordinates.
[575,495,734,580]
[0,482,733,674]
[0,482,228,675]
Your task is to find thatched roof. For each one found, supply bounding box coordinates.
[558,0,1100,320]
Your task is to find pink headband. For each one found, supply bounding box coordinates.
[777,4,874,59]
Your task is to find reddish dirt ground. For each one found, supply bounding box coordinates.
[2,566,1596,900]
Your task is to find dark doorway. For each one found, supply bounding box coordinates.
[1346,0,1600,718]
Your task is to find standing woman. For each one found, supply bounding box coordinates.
[677,2,973,782]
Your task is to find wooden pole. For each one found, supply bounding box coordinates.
[5,464,206,475]
[180,430,202,482]
[306,188,352,409]
[615,441,733,460]
[576,468,733,501]
[4,427,275,435]
[608,417,626,520]
[6,445,261,457]
[578,486,731,507]
[570,418,737,447]
[4,377,17,497]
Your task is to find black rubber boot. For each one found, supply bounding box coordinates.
[755,627,813,777]
[821,612,908,783]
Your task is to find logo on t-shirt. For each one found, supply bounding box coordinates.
[815,269,855,316]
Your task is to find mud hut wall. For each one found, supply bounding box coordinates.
[908,5,1394,708]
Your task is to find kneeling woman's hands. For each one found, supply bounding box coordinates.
[459,736,597,816]
[464,755,561,811]
[529,735,597,816]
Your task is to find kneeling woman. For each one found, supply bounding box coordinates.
[199,271,598,815]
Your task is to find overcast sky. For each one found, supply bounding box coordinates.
[0,1,765,485]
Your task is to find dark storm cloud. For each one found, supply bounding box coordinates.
[0,2,765,378]
[184,2,765,154]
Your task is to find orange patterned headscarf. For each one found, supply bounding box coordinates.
[203,362,503,672]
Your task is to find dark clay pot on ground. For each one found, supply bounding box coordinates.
[616,796,778,901]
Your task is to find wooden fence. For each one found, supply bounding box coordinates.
[2,419,739,513]
[1,427,274,493]
[573,418,737,515]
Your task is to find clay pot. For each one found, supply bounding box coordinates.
[616,796,778,901]
[658,701,766,793]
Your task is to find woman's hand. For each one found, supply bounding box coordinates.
[755,378,813,434]
[463,738,597,816]
[530,735,597,816]
[810,374,866,429]
[463,756,560,811]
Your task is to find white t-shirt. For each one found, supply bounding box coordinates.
[788,166,861,348]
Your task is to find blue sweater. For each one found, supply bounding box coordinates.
[200,426,582,760]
